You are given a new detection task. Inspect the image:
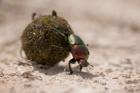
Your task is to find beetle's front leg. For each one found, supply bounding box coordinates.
[68,58,76,75]
[79,65,83,72]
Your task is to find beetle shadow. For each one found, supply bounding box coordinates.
[72,71,94,79]
[31,62,66,75]
[70,66,95,79]
[31,63,95,79]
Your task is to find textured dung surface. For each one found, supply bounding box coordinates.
[22,15,73,66]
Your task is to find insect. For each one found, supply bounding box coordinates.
[21,10,93,74]
[68,34,92,74]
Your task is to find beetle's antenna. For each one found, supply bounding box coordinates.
[89,64,94,67]
[52,10,57,17]
[86,63,94,72]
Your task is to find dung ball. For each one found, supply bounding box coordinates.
[21,10,73,66]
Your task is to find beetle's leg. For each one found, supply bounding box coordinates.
[68,62,73,75]
[52,10,57,17]
[77,59,83,72]
[32,12,37,20]
[68,58,76,74]
[79,65,83,72]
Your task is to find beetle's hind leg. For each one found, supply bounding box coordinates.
[68,58,76,75]
[32,12,37,20]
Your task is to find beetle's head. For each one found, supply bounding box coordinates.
[79,59,89,67]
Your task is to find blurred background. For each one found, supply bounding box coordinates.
[0,0,140,93]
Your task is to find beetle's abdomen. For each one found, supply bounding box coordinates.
[71,45,89,60]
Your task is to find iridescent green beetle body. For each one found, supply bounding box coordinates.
[68,34,90,74]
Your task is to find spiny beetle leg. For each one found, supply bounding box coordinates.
[79,65,83,72]
[68,58,76,75]
[32,12,37,20]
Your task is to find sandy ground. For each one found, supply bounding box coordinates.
[0,0,140,93]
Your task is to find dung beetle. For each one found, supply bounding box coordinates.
[68,34,92,74]
[21,10,93,74]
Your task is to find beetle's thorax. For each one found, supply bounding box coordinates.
[68,34,85,45]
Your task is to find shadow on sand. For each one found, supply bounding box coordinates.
[30,62,96,79]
